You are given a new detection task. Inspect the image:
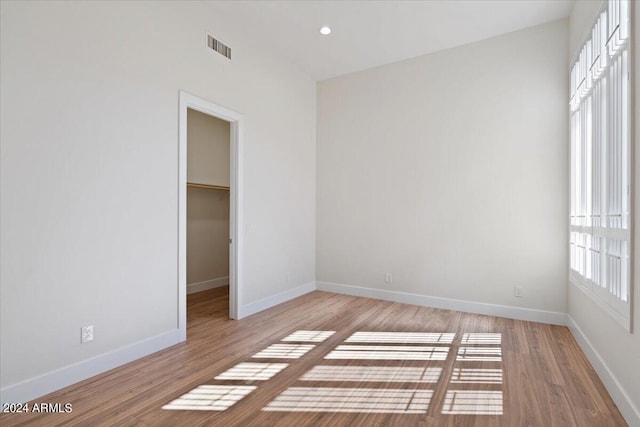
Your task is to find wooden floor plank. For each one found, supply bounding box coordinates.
[0,288,627,426]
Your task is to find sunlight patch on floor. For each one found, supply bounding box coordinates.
[449,368,502,384]
[263,387,434,413]
[215,363,289,381]
[460,333,502,345]
[325,345,449,360]
[441,390,503,415]
[456,347,502,361]
[162,385,256,411]
[162,329,505,417]
[252,344,315,359]
[345,331,455,344]
[300,365,442,383]
[281,330,336,342]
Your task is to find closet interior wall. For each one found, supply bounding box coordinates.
[186,108,230,294]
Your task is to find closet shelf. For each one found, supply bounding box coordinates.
[187,182,230,191]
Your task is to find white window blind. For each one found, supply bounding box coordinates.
[569,0,632,329]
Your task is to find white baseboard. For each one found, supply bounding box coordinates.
[0,281,313,405]
[0,329,180,405]
[316,281,567,325]
[566,316,640,426]
[187,276,229,294]
[239,281,316,319]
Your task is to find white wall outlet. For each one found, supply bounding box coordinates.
[81,325,94,343]
[385,273,393,283]
[514,286,524,298]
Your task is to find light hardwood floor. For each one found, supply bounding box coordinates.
[0,287,627,426]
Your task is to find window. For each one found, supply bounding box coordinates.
[569,0,632,329]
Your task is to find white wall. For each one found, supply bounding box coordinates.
[0,0,316,397]
[567,0,640,422]
[317,20,569,315]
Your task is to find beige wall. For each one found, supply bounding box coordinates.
[567,0,640,420]
[186,109,230,286]
[187,108,230,187]
[0,0,316,394]
[317,20,569,313]
[187,188,229,285]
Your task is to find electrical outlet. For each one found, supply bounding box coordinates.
[385,273,393,284]
[514,287,524,298]
[81,325,94,343]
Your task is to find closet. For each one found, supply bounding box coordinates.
[186,108,230,306]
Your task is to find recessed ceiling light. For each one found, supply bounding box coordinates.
[319,26,331,36]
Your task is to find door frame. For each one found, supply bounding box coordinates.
[178,91,243,341]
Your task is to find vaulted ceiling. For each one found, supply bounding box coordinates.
[210,0,575,80]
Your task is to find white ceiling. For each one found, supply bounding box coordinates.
[211,0,575,81]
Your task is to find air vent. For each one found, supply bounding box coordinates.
[207,34,231,60]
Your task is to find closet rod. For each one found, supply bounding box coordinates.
[187,182,230,191]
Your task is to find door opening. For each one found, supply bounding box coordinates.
[178,91,243,341]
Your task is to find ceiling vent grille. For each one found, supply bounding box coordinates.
[207,34,231,60]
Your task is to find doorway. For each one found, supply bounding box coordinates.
[178,91,243,342]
